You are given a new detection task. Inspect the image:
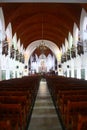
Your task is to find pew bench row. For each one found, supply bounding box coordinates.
[0,75,40,130]
[46,75,87,130]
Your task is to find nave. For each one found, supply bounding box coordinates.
[0,75,87,130]
[28,78,63,130]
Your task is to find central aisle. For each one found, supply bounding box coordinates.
[28,79,63,130]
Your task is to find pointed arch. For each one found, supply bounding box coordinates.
[65,38,68,52]
[17,39,21,51]
[62,44,66,54]
[26,40,60,62]
[0,7,5,31]
[73,22,79,47]
[68,32,73,49]
[6,23,12,46]
[12,33,17,50]
[80,8,87,40]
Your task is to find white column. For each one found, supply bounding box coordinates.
[83,54,87,80]
[5,57,10,80]
[71,59,74,78]
[6,69,10,80]
[71,68,74,78]
[77,68,81,79]
[67,68,69,77]
[0,61,2,81]
[85,67,87,80]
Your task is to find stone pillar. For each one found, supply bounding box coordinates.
[77,67,81,79]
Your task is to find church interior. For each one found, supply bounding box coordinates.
[0,2,87,130]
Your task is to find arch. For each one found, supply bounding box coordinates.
[47,54,54,71]
[17,39,21,51]
[20,44,23,54]
[65,38,68,52]
[68,32,73,49]
[12,33,17,50]
[5,23,12,45]
[26,40,60,62]
[62,44,66,54]
[0,8,5,42]
[73,22,79,47]
[0,20,2,31]
[80,8,87,40]
[39,53,46,59]
[82,17,87,41]
[0,7,5,31]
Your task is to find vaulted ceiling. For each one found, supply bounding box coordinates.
[0,3,87,50]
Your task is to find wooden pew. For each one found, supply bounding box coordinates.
[66,101,87,130]
[57,94,87,115]
[0,103,25,130]
[0,91,31,107]
[77,114,87,130]
[0,120,12,130]
[0,75,40,129]
[45,75,87,130]
[0,95,29,121]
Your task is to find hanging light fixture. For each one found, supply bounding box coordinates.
[37,16,47,53]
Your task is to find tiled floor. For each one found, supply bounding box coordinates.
[28,79,63,130]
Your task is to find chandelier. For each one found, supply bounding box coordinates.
[38,40,47,53]
[37,16,47,53]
